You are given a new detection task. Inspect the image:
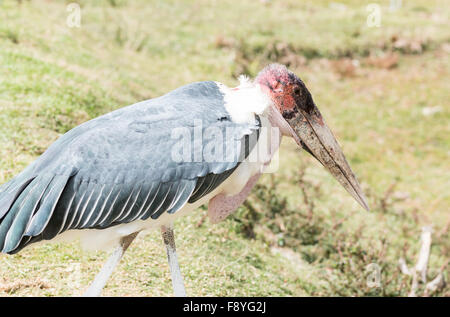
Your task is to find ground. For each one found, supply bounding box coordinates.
[0,0,448,296]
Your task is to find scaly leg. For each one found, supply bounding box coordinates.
[161,225,186,297]
[83,232,138,297]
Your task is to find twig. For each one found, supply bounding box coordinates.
[380,181,397,212]
[398,258,411,276]
[415,226,432,283]
[243,200,259,218]
[407,226,433,297]
[196,213,208,228]
[424,272,446,296]
[436,220,449,239]
[297,167,314,220]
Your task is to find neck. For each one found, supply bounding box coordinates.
[217,76,272,124]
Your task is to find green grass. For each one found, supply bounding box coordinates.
[0,0,448,296]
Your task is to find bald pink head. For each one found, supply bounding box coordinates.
[254,64,370,211]
[256,64,314,120]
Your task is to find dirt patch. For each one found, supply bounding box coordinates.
[0,278,50,294]
[364,52,399,70]
[231,40,309,77]
[330,58,360,78]
[217,35,444,77]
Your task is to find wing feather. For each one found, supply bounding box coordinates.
[115,184,143,223]
[71,181,97,229]
[129,183,156,222]
[2,175,53,252]
[24,174,71,236]
[78,184,106,228]
[64,180,89,230]
[167,180,196,214]
[96,187,123,227]
[150,183,179,220]
[86,184,116,227]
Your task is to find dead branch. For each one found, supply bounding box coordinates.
[380,181,397,212]
[424,272,446,296]
[400,226,436,297]
[0,279,50,293]
[398,258,411,276]
[415,226,432,283]
[195,213,208,228]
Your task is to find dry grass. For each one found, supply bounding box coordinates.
[0,0,448,296]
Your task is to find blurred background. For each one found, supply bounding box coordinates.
[0,0,448,296]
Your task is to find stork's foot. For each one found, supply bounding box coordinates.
[82,232,138,297]
[161,225,186,297]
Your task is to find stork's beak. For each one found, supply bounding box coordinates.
[286,104,370,211]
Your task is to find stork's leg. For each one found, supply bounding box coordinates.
[161,225,186,297]
[83,232,138,297]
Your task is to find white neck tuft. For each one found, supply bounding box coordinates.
[216,79,272,124]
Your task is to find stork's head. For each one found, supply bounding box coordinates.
[256,64,369,210]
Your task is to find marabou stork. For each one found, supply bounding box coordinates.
[0,64,368,296]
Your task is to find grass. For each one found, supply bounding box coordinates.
[0,0,448,296]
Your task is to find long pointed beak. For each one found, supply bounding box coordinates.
[286,104,370,211]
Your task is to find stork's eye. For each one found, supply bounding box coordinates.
[294,87,301,95]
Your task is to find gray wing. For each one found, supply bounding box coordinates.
[0,81,260,254]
